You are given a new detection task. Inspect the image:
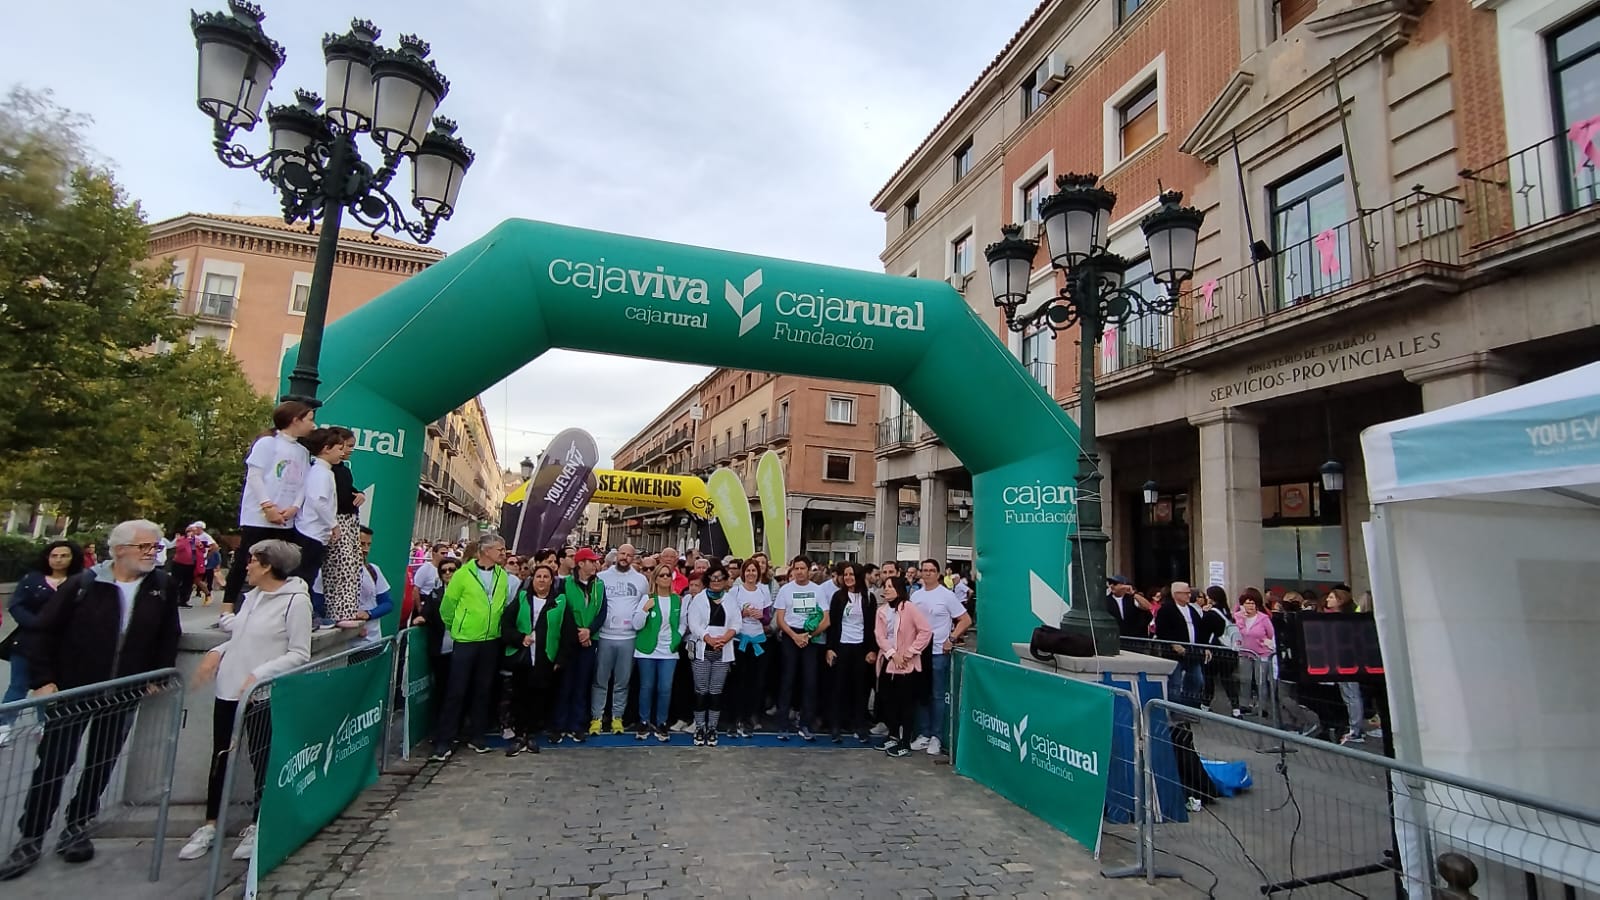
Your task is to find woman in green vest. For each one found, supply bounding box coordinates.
[498,564,565,756]
[630,564,687,742]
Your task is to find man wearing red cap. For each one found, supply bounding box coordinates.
[552,547,606,742]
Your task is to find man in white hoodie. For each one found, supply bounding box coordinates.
[590,543,647,735]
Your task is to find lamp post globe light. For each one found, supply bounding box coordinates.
[191,1,474,404]
[986,173,1203,655]
[519,456,536,481]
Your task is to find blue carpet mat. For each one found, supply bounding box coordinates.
[478,732,881,750]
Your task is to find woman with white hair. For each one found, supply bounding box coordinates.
[179,539,312,864]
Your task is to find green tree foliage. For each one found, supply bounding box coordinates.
[0,86,272,533]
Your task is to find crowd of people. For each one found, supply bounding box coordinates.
[1106,575,1384,746]
[407,541,974,760]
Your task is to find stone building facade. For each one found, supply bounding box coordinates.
[873,0,1600,595]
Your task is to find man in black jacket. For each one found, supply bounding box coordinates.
[1153,581,1210,708]
[0,519,181,881]
[1105,575,1152,639]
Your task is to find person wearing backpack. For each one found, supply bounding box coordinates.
[1201,585,1243,717]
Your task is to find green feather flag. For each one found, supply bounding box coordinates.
[755,450,788,564]
[707,467,755,557]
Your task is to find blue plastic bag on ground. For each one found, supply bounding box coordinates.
[1200,758,1252,797]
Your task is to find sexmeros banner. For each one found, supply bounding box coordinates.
[256,645,392,875]
[954,653,1114,853]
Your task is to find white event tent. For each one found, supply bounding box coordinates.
[1361,361,1600,891]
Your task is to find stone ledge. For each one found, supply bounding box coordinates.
[1011,642,1177,677]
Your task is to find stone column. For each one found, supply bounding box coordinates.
[872,480,897,564]
[917,472,948,564]
[1404,352,1522,412]
[1188,409,1263,593]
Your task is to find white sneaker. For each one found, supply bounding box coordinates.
[178,823,216,860]
[1186,796,1203,812]
[909,735,931,751]
[870,722,888,736]
[670,720,693,733]
[232,823,257,861]
[925,736,943,756]
[500,727,516,740]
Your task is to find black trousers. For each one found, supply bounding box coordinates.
[223,525,296,611]
[878,671,916,743]
[15,696,137,841]
[293,538,327,615]
[730,640,770,727]
[205,698,272,821]
[168,563,197,606]
[776,639,822,731]
[434,640,498,746]
[826,642,872,735]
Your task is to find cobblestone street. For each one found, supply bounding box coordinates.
[254,747,1194,898]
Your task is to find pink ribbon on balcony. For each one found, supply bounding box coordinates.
[1199,279,1218,317]
[1102,328,1117,364]
[1313,229,1340,276]
[1567,114,1600,172]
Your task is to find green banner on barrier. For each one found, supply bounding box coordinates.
[403,631,435,752]
[954,654,1113,853]
[256,647,392,875]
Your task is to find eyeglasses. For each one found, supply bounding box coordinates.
[119,542,160,554]
[709,574,727,581]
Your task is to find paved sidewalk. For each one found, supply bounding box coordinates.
[257,747,1195,898]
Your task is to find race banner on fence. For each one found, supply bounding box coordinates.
[954,653,1114,853]
[403,630,435,755]
[256,646,392,875]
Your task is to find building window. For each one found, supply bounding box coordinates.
[1279,0,1318,33]
[1118,0,1145,23]
[1118,82,1159,158]
[1021,72,1047,118]
[824,453,854,482]
[953,139,974,182]
[1551,9,1600,208]
[289,282,310,315]
[951,231,974,276]
[826,396,855,424]
[200,272,237,318]
[904,194,920,227]
[1021,327,1054,395]
[1021,172,1048,223]
[1114,256,1170,367]
[1271,154,1349,306]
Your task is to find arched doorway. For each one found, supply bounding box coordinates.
[295,219,1083,658]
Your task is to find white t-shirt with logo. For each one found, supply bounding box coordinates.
[726,582,772,638]
[240,433,309,529]
[775,580,829,644]
[839,591,866,645]
[912,583,967,654]
[596,566,649,642]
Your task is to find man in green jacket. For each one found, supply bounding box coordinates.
[430,535,511,761]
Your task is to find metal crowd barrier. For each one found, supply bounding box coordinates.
[0,668,184,882]
[394,626,429,763]
[1119,636,1333,740]
[1142,699,1600,897]
[204,635,398,898]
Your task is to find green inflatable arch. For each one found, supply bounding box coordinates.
[295,219,1082,658]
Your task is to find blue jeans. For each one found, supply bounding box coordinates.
[913,653,953,744]
[636,657,677,727]
[590,639,634,721]
[1168,658,1206,708]
[559,647,598,733]
[2,649,29,724]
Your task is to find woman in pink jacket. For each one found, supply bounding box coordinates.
[1233,587,1276,716]
[874,575,932,758]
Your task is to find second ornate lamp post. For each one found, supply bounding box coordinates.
[190,1,474,404]
[986,173,1203,654]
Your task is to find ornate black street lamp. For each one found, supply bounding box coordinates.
[986,173,1203,654]
[191,2,474,404]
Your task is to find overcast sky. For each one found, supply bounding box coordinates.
[2,0,1037,468]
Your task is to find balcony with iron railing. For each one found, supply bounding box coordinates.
[1459,129,1600,263]
[1100,187,1464,377]
[665,427,692,452]
[1025,359,1056,397]
[713,439,731,464]
[729,432,747,456]
[196,291,237,323]
[875,413,920,451]
[768,415,792,444]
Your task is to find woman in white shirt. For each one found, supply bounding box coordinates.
[825,563,876,743]
[293,429,344,623]
[223,401,315,613]
[630,565,688,742]
[724,559,772,738]
[686,563,740,747]
[180,539,312,864]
